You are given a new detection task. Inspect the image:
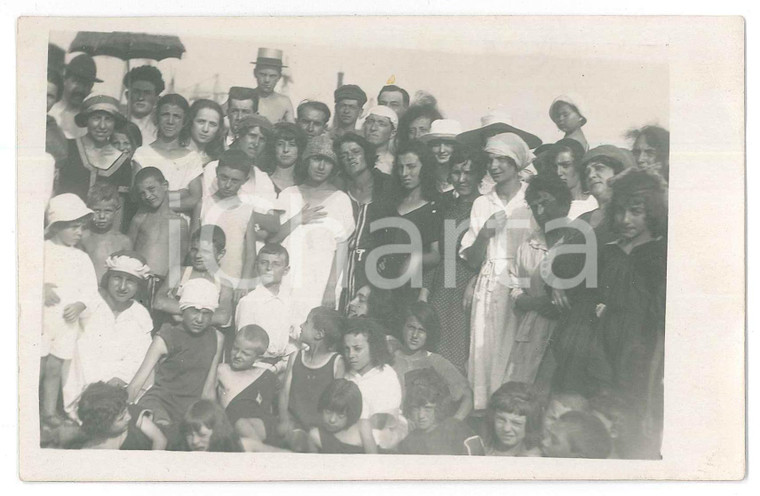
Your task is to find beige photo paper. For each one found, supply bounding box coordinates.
[18,16,745,480]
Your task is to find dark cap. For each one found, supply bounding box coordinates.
[65,54,103,83]
[334,84,367,106]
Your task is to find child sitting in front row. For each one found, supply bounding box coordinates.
[79,182,132,283]
[73,381,166,450]
[541,410,612,459]
[152,225,234,329]
[42,194,101,429]
[217,325,287,452]
[278,307,346,452]
[482,382,543,456]
[343,318,408,453]
[308,379,365,454]
[399,368,484,456]
[180,399,243,452]
[127,278,225,443]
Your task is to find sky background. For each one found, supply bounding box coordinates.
[50,25,668,148]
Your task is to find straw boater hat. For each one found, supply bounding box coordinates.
[419,119,463,144]
[65,54,103,83]
[74,95,126,127]
[250,48,287,69]
[457,108,542,150]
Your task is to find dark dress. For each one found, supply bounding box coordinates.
[549,209,615,397]
[598,237,667,414]
[138,323,218,427]
[340,170,396,311]
[289,351,340,429]
[57,138,132,201]
[226,368,278,442]
[381,200,443,306]
[317,426,366,454]
[398,417,485,455]
[428,191,479,372]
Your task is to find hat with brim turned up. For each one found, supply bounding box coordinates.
[250,47,287,69]
[74,95,126,127]
[457,108,542,150]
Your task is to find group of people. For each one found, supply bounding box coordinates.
[41,44,669,459]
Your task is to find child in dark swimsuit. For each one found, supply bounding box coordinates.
[308,379,364,454]
[278,307,346,451]
[217,325,288,452]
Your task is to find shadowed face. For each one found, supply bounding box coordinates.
[136,176,168,210]
[86,111,116,145]
[297,107,329,138]
[254,66,281,95]
[344,332,372,375]
[493,411,527,450]
[336,99,362,127]
[181,306,214,335]
[157,104,185,140]
[106,272,140,303]
[63,74,93,107]
[275,137,299,168]
[90,199,118,232]
[230,333,263,371]
[347,285,371,317]
[127,80,159,119]
[186,424,213,451]
[321,409,348,433]
[402,315,427,353]
[410,402,438,433]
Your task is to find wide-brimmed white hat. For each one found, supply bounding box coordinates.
[45,194,93,233]
[457,107,542,150]
[419,119,463,144]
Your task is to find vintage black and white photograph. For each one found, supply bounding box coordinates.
[17,15,744,481]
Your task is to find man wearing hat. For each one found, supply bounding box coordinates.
[362,105,398,176]
[330,84,367,139]
[49,54,103,139]
[223,86,257,148]
[251,48,295,125]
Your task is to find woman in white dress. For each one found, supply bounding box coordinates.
[459,133,536,410]
[267,134,355,317]
[133,94,204,217]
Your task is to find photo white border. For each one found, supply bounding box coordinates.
[14,12,746,484]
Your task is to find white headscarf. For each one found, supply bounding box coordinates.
[484,133,535,171]
[364,105,399,130]
[179,278,220,312]
[104,253,151,280]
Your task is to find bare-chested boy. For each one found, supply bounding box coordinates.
[80,182,132,283]
[128,167,189,287]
